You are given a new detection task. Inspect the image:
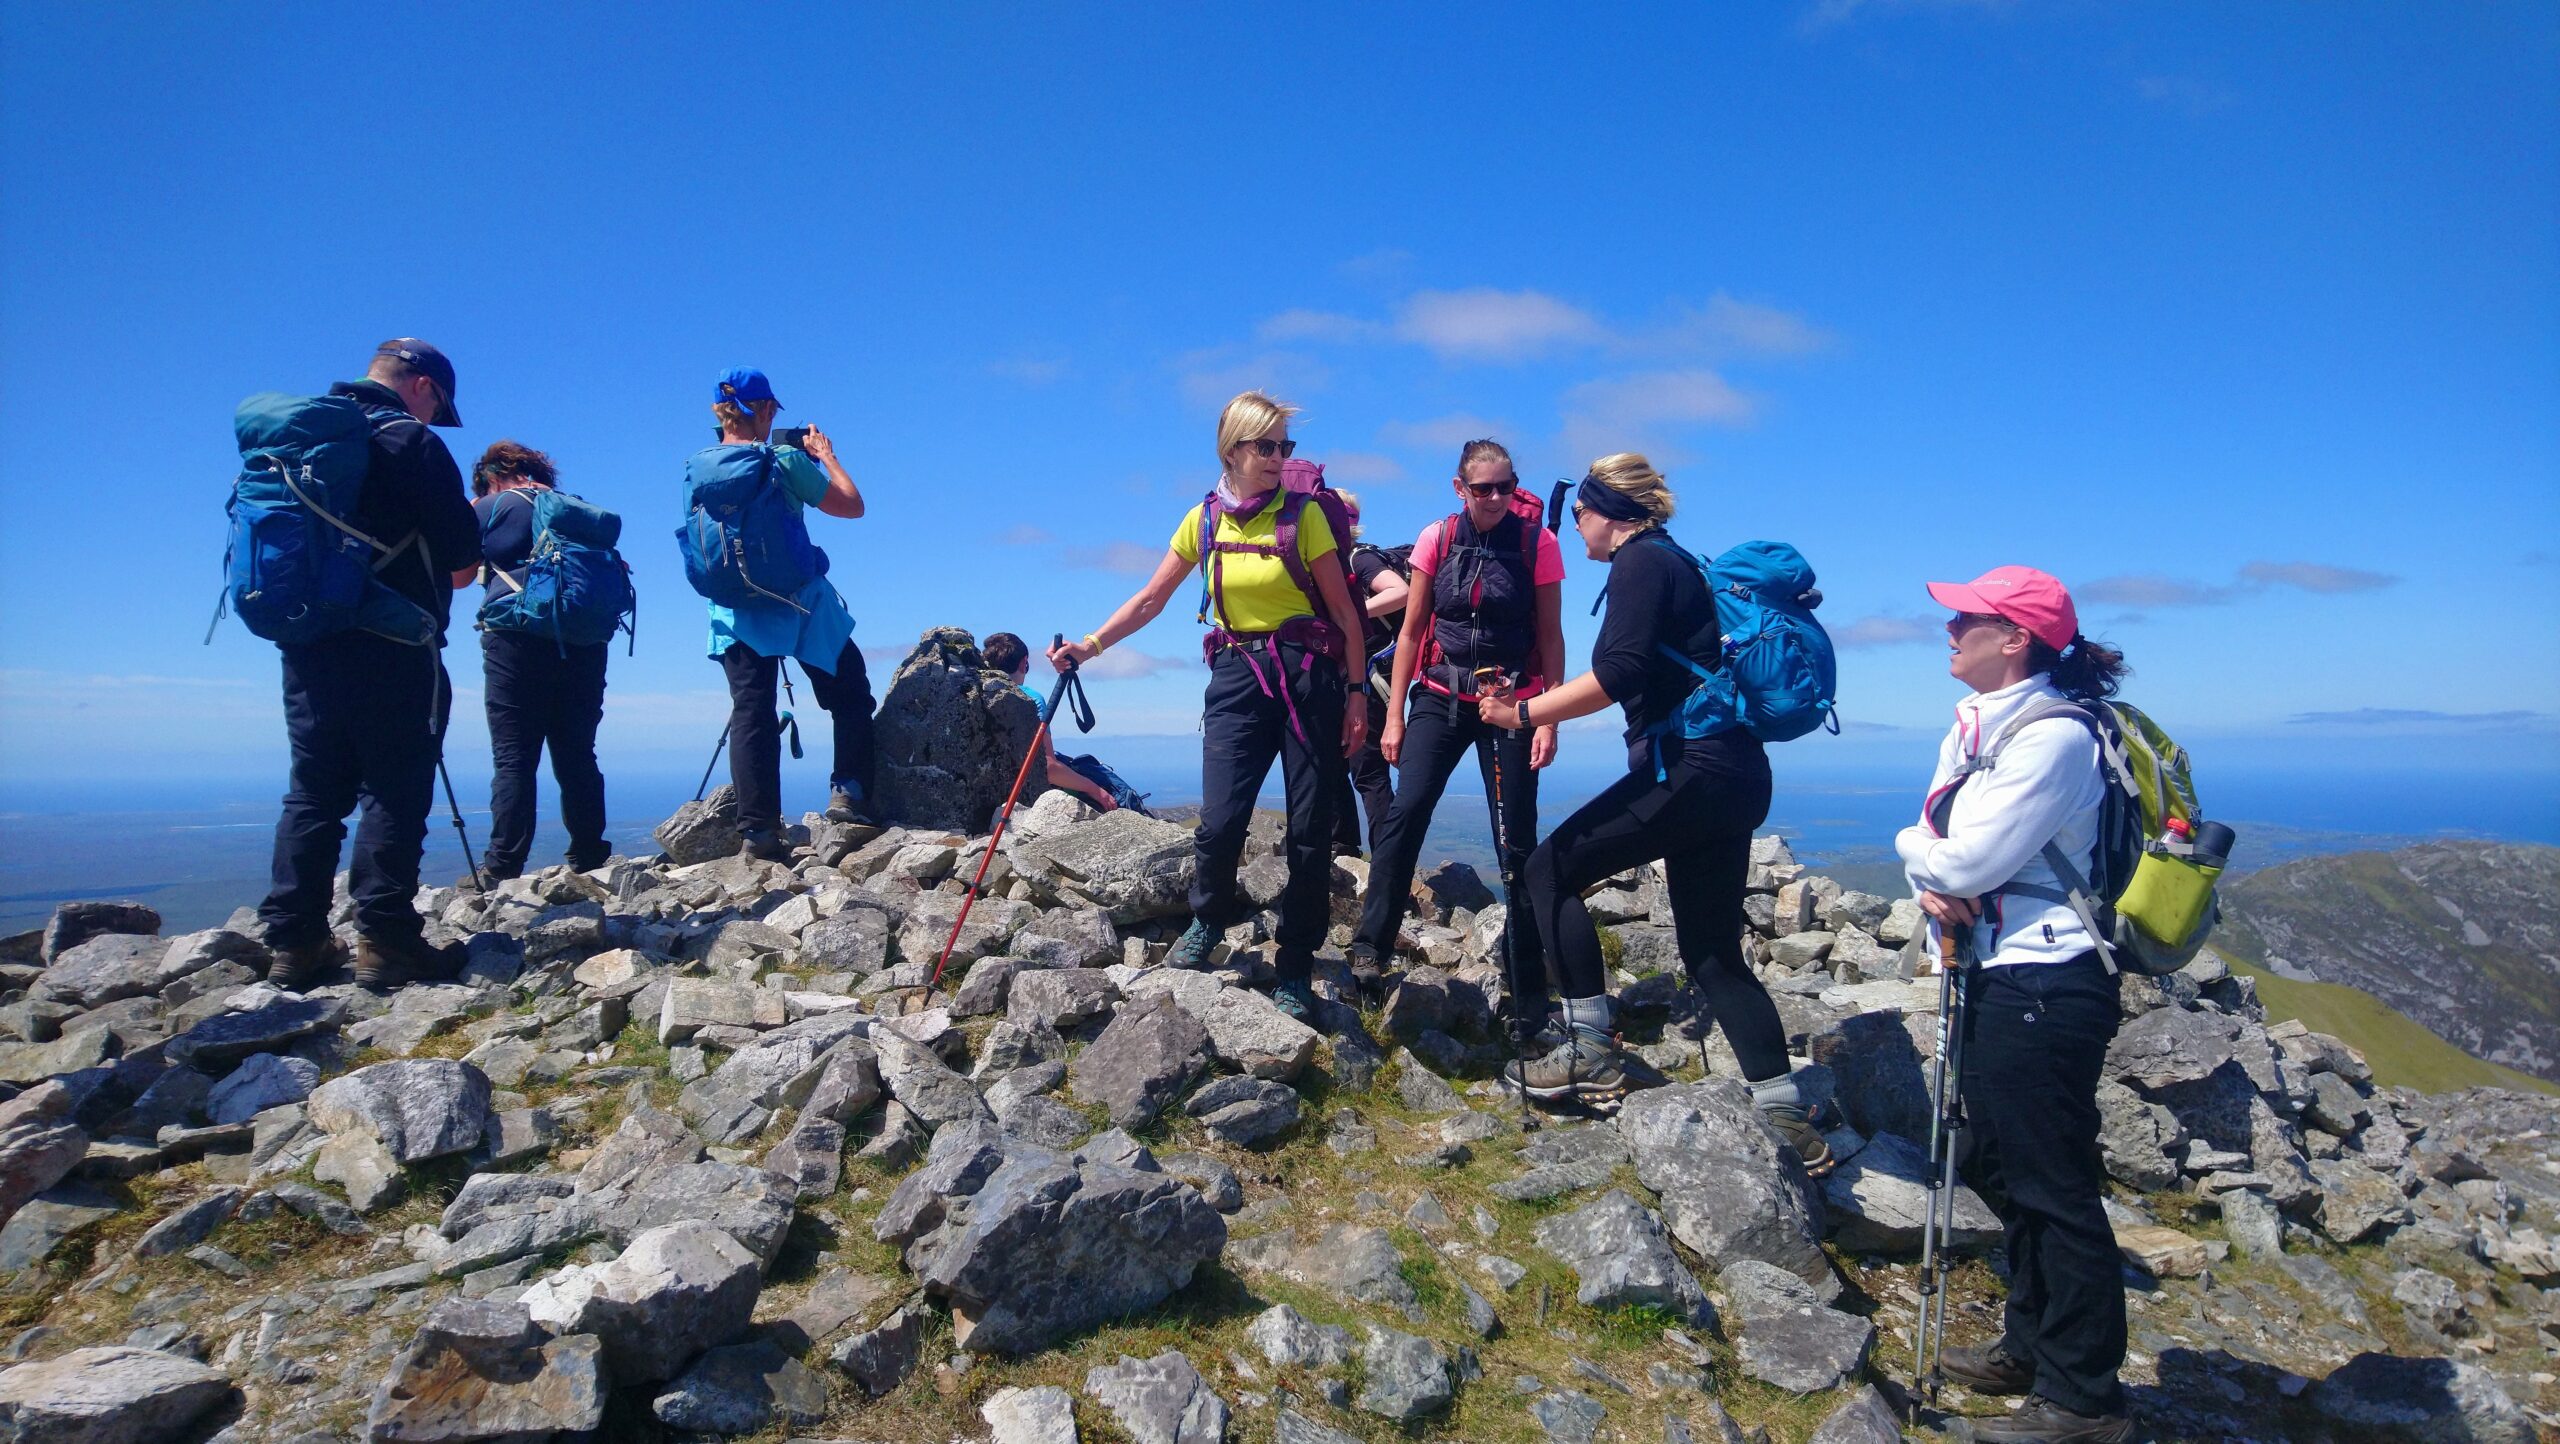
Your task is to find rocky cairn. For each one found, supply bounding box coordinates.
[0,760,2551,1440]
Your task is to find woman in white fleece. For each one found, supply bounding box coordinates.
[1894,565,2135,1444]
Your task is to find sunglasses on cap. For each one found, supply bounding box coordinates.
[1463,477,1518,500]
[1241,437,1297,459]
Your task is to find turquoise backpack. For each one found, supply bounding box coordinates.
[213,392,436,647]
[1600,533,1839,775]
[478,488,636,652]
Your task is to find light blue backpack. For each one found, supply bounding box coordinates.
[213,392,436,647]
[1600,533,1839,774]
[479,488,636,652]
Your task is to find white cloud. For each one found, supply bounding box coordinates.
[1833,614,1944,649]
[1172,347,1330,408]
[1393,288,1605,362]
[1654,293,1832,357]
[1560,369,1755,458]
[1063,541,1167,575]
[1319,452,1406,485]
[1079,650,1189,680]
[2236,561,2395,594]
[1377,413,1514,454]
[1256,309,1384,344]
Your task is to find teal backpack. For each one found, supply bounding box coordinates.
[1599,532,1839,775]
[212,392,436,647]
[478,488,636,652]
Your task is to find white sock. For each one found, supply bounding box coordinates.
[1748,1072,1803,1110]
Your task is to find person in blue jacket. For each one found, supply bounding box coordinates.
[691,368,875,858]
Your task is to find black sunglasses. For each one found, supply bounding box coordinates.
[1242,437,1297,459]
[1464,478,1518,499]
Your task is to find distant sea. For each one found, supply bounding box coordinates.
[4,745,2555,935]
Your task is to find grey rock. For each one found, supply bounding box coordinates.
[952,955,1025,1017]
[437,1172,580,1239]
[1069,994,1210,1130]
[765,1114,847,1203]
[1804,1008,1937,1142]
[802,1042,886,1125]
[2108,1005,2240,1090]
[308,1058,494,1165]
[315,1131,405,1213]
[36,934,165,1009]
[597,1160,798,1269]
[1532,1190,1714,1327]
[1083,1349,1229,1444]
[983,1384,1081,1444]
[1821,1131,2001,1253]
[1618,1081,1828,1282]
[0,1082,87,1233]
[2095,1078,2183,1191]
[655,785,741,866]
[1395,1049,1468,1114]
[1010,968,1122,1031]
[155,928,269,988]
[1159,1153,1244,1212]
[1532,1389,1607,1444]
[41,901,160,963]
[875,627,1043,831]
[0,1184,119,1271]
[524,1218,761,1384]
[2314,1156,2414,1244]
[652,1338,829,1434]
[1010,808,1199,923]
[1184,1074,1301,1147]
[999,1094,1093,1152]
[1355,1325,1450,1421]
[1015,907,1121,969]
[897,891,1033,975]
[657,977,775,1044]
[1805,1384,1902,1444]
[0,1345,230,1444]
[2308,1351,2532,1444]
[800,907,891,975]
[677,1014,869,1142]
[578,1104,705,1193]
[2219,1185,2284,1258]
[871,1023,991,1130]
[1737,1300,1873,1393]
[1246,1303,1351,1369]
[2306,1070,2372,1137]
[830,1300,926,1396]
[363,1299,604,1444]
[1196,986,1322,1081]
[166,996,338,1070]
[1275,1412,1364,1444]
[204,1053,320,1126]
[132,1186,243,1258]
[1494,1123,1630,1203]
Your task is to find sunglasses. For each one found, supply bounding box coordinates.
[1241,437,1297,459]
[1464,478,1518,499]
[1947,612,2016,636]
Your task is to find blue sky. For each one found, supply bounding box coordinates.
[2,3,2555,817]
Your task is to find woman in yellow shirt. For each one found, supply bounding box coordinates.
[1049,391,1371,1017]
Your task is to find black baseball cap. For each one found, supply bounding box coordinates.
[374,338,461,427]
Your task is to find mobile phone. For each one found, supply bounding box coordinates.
[773,425,813,451]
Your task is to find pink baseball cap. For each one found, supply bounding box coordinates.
[1926,566,2079,651]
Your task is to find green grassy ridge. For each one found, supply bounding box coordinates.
[2217,952,2558,1098]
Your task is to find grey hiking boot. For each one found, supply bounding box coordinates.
[824,788,873,825]
[1502,1023,1630,1106]
[1759,1101,1836,1176]
[265,938,344,992]
[738,828,792,862]
[353,933,464,992]
[1168,918,1219,970]
[1959,1395,2134,1444]
[1346,941,1392,995]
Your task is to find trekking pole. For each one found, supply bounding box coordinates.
[694,723,730,802]
[438,758,487,893]
[930,635,1095,990]
[1477,667,1539,1132]
[1912,918,1973,1416]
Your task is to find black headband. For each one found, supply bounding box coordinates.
[1575,474,1654,523]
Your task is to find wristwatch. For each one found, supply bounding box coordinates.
[1517,700,1532,729]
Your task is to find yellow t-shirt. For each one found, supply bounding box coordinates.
[1172,495,1339,634]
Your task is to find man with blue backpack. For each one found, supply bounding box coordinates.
[230,340,483,991]
[456,439,633,881]
[682,368,875,859]
[1477,454,1836,1171]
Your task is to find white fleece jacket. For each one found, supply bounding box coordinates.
[1895,675,2104,969]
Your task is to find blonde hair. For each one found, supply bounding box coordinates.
[1585,452,1676,523]
[1215,390,1300,470]
[1334,488,1363,540]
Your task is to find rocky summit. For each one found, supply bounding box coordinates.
[0,803,2552,1444]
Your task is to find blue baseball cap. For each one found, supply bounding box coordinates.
[715,367,782,413]
[374,338,461,427]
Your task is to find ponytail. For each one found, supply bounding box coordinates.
[2032,634,2129,701]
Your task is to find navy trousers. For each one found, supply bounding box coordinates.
[259,633,449,947]
[481,629,609,874]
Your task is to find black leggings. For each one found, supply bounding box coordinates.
[1522,730,1788,1080]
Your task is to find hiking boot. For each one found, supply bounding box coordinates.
[1272,978,1318,1021]
[564,847,611,873]
[353,933,464,992]
[1346,941,1391,995]
[1502,1024,1630,1106]
[1959,1396,2134,1444]
[1168,918,1219,971]
[265,938,344,992]
[739,829,792,862]
[1942,1341,2036,1396]
[476,858,524,885]
[1759,1101,1837,1177]
[824,788,874,825]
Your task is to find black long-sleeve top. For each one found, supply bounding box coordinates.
[1590,529,1727,765]
[328,379,482,635]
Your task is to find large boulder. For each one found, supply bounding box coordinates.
[1533,1189,1715,1326]
[364,1298,605,1444]
[1617,1081,1828,1283]
[1010,809,1198,923]
[676,1014,871,1143]
[2107,1005,2240,1091]
[875,627,1043,833]
[40,902,160,963]
[522,1219,761,1384]
[35,934,166,1009]
[596,1160,799,1268]
[1069,994,1211,1130]
[1083,1350,1230,1444]
[0,1345,230,1444]
[1820,1131,2001,1253]
[2307,1352,2533,1444]
[0,1081,86,1233]
[655,784,742,865]
[308,1059,494,1165]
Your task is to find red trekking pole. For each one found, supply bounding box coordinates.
[931,633,1094,988]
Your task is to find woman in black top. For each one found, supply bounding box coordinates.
[1479,453,1828,1170]
[459,441,609,879]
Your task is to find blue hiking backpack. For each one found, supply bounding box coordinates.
[212,392,436,647]
[478,488,636,653]
[1057,753,1154,816]
[1599,533,1838,775]
[678,444,828,611]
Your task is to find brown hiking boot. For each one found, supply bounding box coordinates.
[265,938,344,991]
[1943,1340,2036,1396]
[1503,1024,1630,1108]
[1759,1101,1837,1177]
[1959,1395,2134,1443]
[353,933,464,992]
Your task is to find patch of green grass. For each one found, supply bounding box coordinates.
[2224,956,2559,1096]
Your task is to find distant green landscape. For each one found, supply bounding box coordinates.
[2220,953,2559,1098]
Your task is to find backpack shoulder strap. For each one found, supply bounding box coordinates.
[1271,490,1323,610]
[1193,491,1225,627]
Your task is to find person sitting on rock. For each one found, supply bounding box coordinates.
[1478,455,1828,1172]
[682,368,878,859]
[1352,438,1564,1001]
[1047,390,1371,1020]
[1893,566,2134,1444]
[982,631,1120,813]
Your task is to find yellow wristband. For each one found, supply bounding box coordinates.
[1084,632,1105,655]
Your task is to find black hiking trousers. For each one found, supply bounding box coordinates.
[1330,686,1392,854]
[1521,728,1788,1079]
[718,638,875,831]
[1957,951,2127,1419]
[259,632,449,949]
[481,630,609,875]
[1189,638,1345,979]
[1355,686,1546,1014]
